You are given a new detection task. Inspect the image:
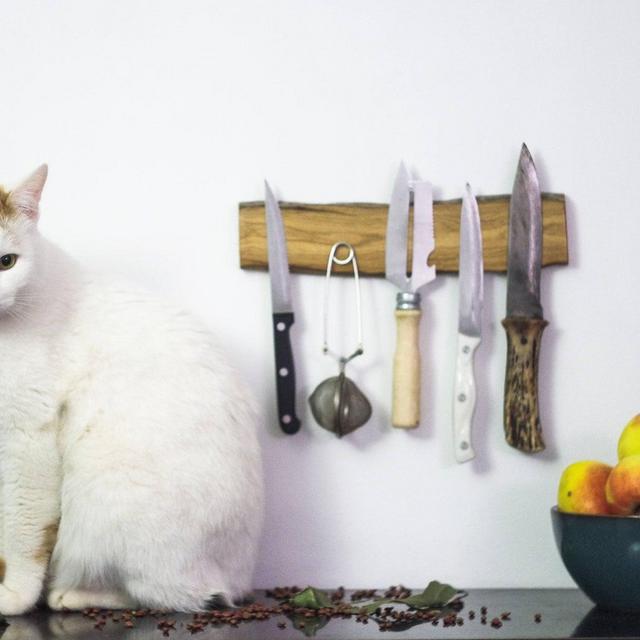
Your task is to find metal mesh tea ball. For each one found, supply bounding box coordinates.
[309,371,372,437]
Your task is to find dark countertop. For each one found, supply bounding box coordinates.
[1,589,640,640]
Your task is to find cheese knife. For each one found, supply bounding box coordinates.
[265,181,301,435]
[385,164,436,428]
[502,144,547,453]
[453,184,483,462]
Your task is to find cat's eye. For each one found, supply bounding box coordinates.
[0,254,17,270]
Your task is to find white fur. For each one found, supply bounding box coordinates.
[0,167,264,614]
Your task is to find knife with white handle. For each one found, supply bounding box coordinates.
[265,181,300,435]
[453,184,483,462]
[385,164,436,428]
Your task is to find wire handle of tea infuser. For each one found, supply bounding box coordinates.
[322,241,363,367]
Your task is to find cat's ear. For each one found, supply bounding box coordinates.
[9,164,48,223]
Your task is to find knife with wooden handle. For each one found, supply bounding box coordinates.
[385,164,436,428]
[453,184,483,462]
[502,144,547,453]
[265,181,301,435]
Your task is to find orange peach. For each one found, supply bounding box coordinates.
[605,454,640,515]
[557,461,615,515]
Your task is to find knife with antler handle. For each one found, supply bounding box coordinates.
[502,144,547,453]
[453,184,483,462]
[385,164,436,428]
[265,181,301,435]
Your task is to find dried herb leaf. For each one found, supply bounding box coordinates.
[401,581,460,608]
[360,581,462,614]
[289,587,332,610]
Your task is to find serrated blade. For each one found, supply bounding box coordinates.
[265,181,292,314]
[506,144,543,319]
[385,164,436,292]
[458,184,483,337]
[410,180,436,291]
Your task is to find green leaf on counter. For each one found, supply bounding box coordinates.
[359,581,462,614]
[401,580,460,608]
[289,586,332,610]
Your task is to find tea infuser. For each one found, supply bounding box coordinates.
[308,242,372,437]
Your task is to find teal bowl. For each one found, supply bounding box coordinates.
[551,506,640,611]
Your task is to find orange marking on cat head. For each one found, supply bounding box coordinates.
[0,187,17,226]
[0,166,48,227]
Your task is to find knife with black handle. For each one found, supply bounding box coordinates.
[503,144,547,453]
[265,182,301,435]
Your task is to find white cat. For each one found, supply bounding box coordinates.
[0,166,263,615]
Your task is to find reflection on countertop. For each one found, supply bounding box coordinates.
[572,606,640,638]
[0,589,635,640]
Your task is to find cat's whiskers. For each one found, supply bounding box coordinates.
[14,293,42,309]
[5,307,28,322]
[15,297,38,307]
[15,290,43,302]
[8,295,39,321]
[11,309,31,322]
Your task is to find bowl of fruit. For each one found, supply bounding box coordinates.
[552,415,640,611]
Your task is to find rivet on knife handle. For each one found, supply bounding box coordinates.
[272,312,300,435]
[453,184,483,462]
[453,333,481,462]
[265,181,300,435]
[502,316,547,452]
[392,292,421,428]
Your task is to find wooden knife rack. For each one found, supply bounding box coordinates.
[238,194,568,275]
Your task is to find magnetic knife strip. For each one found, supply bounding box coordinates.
[238,194,567,275]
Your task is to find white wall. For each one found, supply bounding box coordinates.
[1,0,639,590]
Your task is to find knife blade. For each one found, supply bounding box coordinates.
[265,181,300,435]
[502,144,548,453]
[453,184,483,462]
[385,163,436,428]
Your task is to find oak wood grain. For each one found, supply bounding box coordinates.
[239,194,567,275]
